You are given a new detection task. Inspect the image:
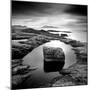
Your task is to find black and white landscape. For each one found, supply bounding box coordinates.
[11,0,87,89]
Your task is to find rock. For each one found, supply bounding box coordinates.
[60,38,85,47]
[72,44,87,64]
[12,64,37,75]
[12,63,37,89]
[12,72,32,89]
[27,35,51,46]
[12,35,53,59]
[52,75,75,87]
[12,44,34,59]
[11,59,37,89]
[12,59,23,64]
[60,38,73,44]
[12,65,30,75]
[52,63,87,87]
[43,46,65,72]
[11,35,56,89]
[12,59,23,68]
[69,40,85,47]
[61,34,68,37]
[52,42,87,87]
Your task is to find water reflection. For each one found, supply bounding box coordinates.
[22,40,76,87]
[44,60,65,72]
[43,40,76,68]
[23,40,76,69]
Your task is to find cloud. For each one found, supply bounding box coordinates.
[12,1,87,32]
[65,5,87,16]
[12,1,70,18]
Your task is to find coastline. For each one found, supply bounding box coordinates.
[12,31,87,89]
[12,35,56,89]
[51,37,87,87]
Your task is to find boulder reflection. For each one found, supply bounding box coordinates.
[44,60,65,72]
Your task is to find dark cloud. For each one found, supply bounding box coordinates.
[12,1,69,17]
[12,0,87,31]
[12,1,87,17]
[12,1,51,16]
[65,5,87,16]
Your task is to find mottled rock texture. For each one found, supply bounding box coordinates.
[52,39,87,87]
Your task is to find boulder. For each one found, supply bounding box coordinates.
[43,46,65,72]
[12,65,30,75]
[60,38,73,44]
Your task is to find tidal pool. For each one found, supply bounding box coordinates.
[22,40,76,88]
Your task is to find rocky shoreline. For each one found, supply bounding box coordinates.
[12,26,87,89]
[12,37,87,89]
[12,35,56,89]
[51,37,87,87]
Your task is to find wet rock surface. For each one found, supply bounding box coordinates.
[12,35,54,59]
[72,44,87,64]
[12,34,56,89]
[12,37,87,88]
[12,59,37,89]
[52,38,87,87]
[60,38,85,47]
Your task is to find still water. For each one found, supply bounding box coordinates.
[22,40,76,88]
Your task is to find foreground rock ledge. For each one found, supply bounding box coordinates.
[43,46,65,72]
[52,39,87,87]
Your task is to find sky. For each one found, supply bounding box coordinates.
[12,0,87,32]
